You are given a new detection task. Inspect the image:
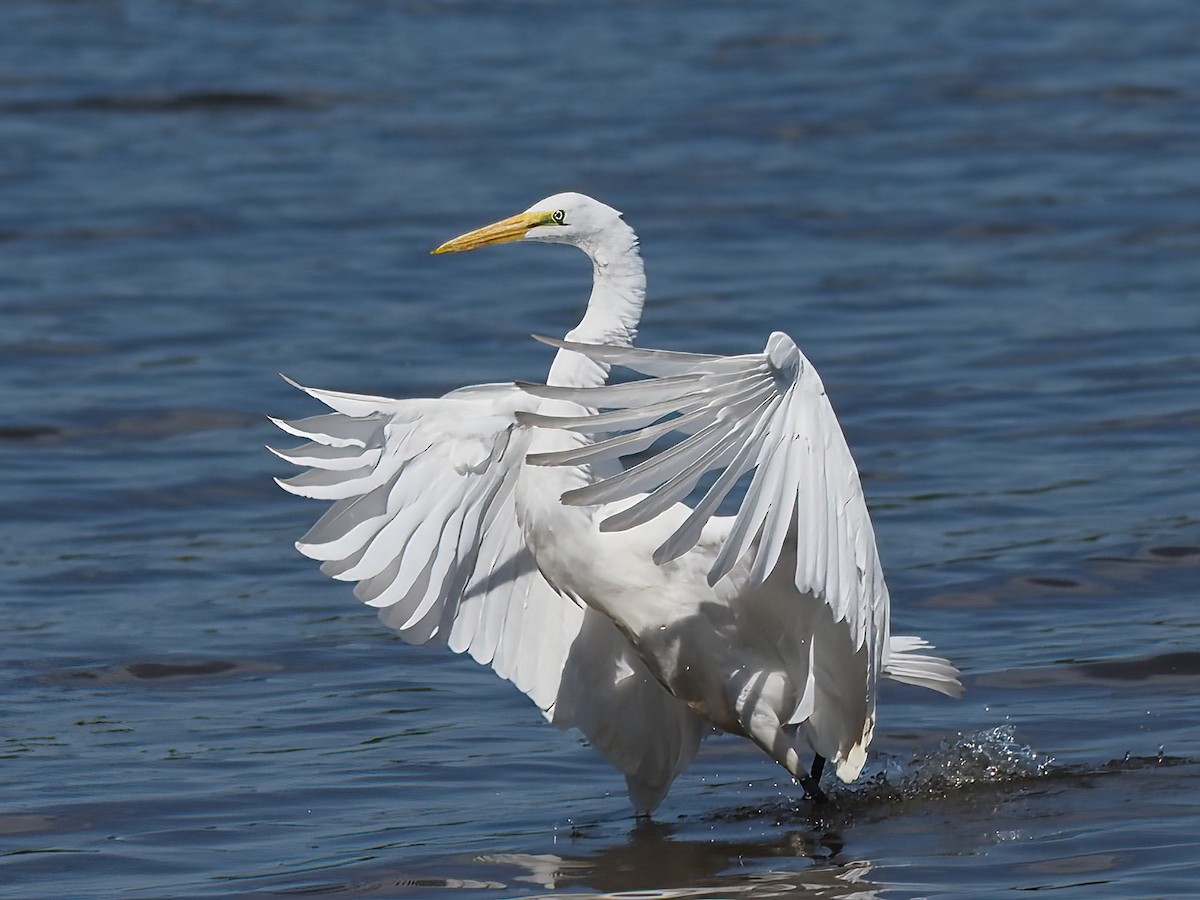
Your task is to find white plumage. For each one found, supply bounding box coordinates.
[272,192,961,814]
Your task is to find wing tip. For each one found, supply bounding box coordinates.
[275,475,305,496]
[265,443,290,463]
[515,380,556,400]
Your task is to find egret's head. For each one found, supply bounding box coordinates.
[432,192,626,255]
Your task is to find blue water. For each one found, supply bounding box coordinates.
[2,2,1198,897]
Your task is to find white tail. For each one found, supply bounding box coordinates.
[884,635,964,698]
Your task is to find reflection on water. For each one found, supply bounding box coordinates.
[507,855,879,899]
[247,729,1196,898]
[267,827,876,899]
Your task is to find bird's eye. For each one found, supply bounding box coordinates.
[552,209,566,225]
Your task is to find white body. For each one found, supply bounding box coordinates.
[272,193,960,814]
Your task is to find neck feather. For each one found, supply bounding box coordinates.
[546,219,645,388]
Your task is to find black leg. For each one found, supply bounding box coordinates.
[801,754,828,805]
[811,753,826,783]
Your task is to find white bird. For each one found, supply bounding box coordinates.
[271,192,962,815]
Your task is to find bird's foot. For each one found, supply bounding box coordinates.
[799,775,829,805]
[802,753,829,804]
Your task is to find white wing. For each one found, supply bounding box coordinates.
[518,333,887,660]
[271,378,703,812]
[552,608,705,814]
[271,379,558,691]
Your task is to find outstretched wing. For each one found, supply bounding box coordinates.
[271,379,575,705]
[518,333,887,659]
[271,378,704,811]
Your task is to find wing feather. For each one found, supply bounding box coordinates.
[516,395,707,433]
[272,380,552,669]
[518,333,887,659]
[525,405,711,468]
[652,395,776,563]
[597,421,747,533]
[268,441,382,470]
[267,412,380,448]
[748,391,800,586]
[272,376,705,810]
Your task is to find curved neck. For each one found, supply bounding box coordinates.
[546,219,645,388]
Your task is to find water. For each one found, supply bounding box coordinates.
[2,1,1198,896]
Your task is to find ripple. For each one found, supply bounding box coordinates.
[1147,545,1200,560]
[1077,651,1200,682]
[4,89,341,115]
[45,658,280,685]
[87,408,259,439]
[0,814,57,837]
[978,652,1200,690]
[0,425,61,442]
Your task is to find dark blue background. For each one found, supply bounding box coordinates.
[2,2,1198,896]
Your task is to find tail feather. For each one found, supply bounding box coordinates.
[884,635,964,698]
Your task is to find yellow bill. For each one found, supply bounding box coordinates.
[432,210,557,254]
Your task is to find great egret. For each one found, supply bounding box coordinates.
[272,193,961,814]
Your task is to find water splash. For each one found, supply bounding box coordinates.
[827,725,1055,809]
[707,726,1054,826]
[902,724,1054,794]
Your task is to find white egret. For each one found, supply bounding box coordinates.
[272,193,961,814]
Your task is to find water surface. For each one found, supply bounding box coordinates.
[1,2,1198,897]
